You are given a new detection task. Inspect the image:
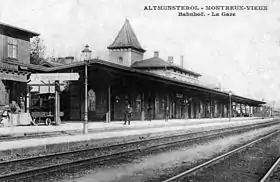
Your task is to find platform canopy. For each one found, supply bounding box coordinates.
[28,73,80,93]
[25,59,265,106]
[29,73,79,83]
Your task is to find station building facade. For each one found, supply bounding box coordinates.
[0,22,39,112]
[25,19,265,122]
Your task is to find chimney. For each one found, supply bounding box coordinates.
[57,57,65,64]
[65,56,74,64]
[180,55,184,68]
[168,56,174,64]
[154,51,159,57]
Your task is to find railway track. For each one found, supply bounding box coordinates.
[0,121,278,181]
[162,128,280,182]
[260,157,280,182]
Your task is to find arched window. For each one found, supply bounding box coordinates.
[88,89,96,111]
[155,94,160,113]
[118,57,123,64]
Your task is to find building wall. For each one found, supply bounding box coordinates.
[0,80,9,106]
[0,33,30,64]
[65,82,262,122]
[60,66,262,122]
[0,34,4,60]
[69,83,81,120]
[130,49,143,65]
[146,69,199,84]
[112,91,143,121]
[65,74,199,122]
[154,92,166,119]
[109,49,130,66]
[68,84,109,121]
[196,101,200,118]
[108,48,143,67]
[18,38,30,64]
[66,71,111,121]
[0,31,31,109]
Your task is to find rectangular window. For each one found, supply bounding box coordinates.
[7,37,18,59]
[155,98,160,113]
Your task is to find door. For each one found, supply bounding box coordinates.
[170,100,176,119]
[69,84,81,120]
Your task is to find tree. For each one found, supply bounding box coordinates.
[30,36,46,65]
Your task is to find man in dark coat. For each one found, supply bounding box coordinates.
[124,103,132,125]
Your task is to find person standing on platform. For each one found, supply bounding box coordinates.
[124,102,132,125]
[165,106,169,122]
[127,103,132,125]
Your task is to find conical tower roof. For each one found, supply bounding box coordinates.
[108,19,145,53]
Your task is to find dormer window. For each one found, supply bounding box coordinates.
[118,56,123,64]
[8,37,18,59]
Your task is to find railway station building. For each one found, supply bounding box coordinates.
[0,22,39,113]
[25,19,265,122]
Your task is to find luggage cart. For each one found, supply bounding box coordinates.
[30,93,56,125]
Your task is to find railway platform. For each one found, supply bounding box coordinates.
[0,117,274,160]
[0,117,263,136]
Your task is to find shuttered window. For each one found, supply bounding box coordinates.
[8,37,18,59]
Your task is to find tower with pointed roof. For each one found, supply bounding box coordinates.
[107,19,145,67]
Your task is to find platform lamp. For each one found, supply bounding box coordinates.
[82,44,92,134]
[229,91,232,121]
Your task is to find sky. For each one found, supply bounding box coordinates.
[0,0,280,107]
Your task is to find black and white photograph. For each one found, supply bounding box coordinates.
[0,0,280,181]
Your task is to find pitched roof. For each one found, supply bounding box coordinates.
[40,60,64,67]
[107,19,145,53]
[132,56,169,67]
[0,22,39,38]
[131,56,202,77]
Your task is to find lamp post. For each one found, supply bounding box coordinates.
[82,45,92,134]
[229,91,232,121]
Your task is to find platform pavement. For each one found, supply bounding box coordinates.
[0,117,262,136]
[0,117,274,152]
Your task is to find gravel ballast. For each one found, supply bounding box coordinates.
[55,124,280,181]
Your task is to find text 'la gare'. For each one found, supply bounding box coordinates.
[178,11,236,16]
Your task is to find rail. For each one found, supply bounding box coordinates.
[162,129,280,182]
[0,121,278,181]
